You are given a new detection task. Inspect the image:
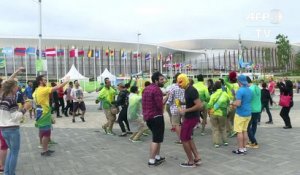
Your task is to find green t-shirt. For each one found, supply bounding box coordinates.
[249,84,261,113]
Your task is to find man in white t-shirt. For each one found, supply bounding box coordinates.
[71,80,86,123]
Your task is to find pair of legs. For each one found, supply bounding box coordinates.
[210,115,227,146]
[200,109,208,134]
[233,115,251,152]
[280,106,292,128]
[0,131,8,171]
[103,109,116,133]
[226,108,236,134]
[171,115,182,142]
[64,100,73,116]
[247,113,260,145]
[58,97,65,114]
[146,116,165,163]
[1,127,20,175]
[261,103,273,122]
[118,107,130,134]
[72,102,86,122]
[129,119,147,141]
[39,126,52,153]
[181,117,200,164]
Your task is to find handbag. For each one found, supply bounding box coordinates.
[110,104,120,115]
[279,95,291,107]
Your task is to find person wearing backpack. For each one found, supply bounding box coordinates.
[114,83,131,136]
[207,81,230,148]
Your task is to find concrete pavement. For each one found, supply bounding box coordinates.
[16,92,300,175]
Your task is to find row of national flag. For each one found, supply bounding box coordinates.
[0,47,157,60]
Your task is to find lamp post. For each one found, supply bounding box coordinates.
[137,32,141,73]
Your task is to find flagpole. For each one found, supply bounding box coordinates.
[64,47,66,75]
[12,47,16,72]
[93,47,96,90]
[150,53,152,76]
[99,48,102,75]
[25,53,28,83]
[35,47,38,77]
[55,46,59,82]
[83,53,86,92]
[123,51,126,77]
[4,55,7,80]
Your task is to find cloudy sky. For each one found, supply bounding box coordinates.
[0,0,298,44]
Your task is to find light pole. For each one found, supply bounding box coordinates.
[137,32,141,73]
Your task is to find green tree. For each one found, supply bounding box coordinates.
[294,52,300,69]
[275,34,292,71]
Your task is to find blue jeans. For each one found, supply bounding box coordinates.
[1,127,20,175]
[247,113,260,144]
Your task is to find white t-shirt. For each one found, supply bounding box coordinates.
[71,87,84,102]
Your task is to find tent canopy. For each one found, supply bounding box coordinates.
[97,68,116,83]
[61,64,89,81]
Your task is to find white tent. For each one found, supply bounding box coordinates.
[61,64,89,81]
[97,68,116,83]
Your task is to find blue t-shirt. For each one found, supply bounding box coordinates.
[236,86,252,117]
[24,86,33,99]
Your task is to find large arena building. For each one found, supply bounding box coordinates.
[1,37,299,81]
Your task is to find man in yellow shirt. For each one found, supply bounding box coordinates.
[33,75,69,156]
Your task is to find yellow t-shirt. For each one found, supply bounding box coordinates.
[34,86,52,115]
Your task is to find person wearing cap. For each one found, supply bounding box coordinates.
[224,71,240,137]
[142,72,166,166]
[115,82,131,136]
[177,74,202,168]
[231,74,253,155]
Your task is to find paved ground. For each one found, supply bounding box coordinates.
[17,92,300,175]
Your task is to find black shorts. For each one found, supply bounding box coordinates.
[146,116,165,143]
[73,102,86,112]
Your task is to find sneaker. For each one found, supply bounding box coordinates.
[283,126,292,129]
[251,144,259,149]
[41,150,53,157]
[246,143,252,148]
[156,157,166,164]
[126,131,133,134]
[223,142,229,146]
[142,132,149,136]
[49,140,58,145]
[180,162,196,168]
[38,145,43,149]
[107,131,116,136]
[200,132,206,136]
[232,149,245,155]
[174,140,182,145]
[214,144,220,148]
[102,125,108,134]
[148,160,163,166]
[72,119,75,123]
[194,159,202,166]
[265,121,273,124]
[131,139,142,143]
[80,117,85,122]
[119,133,127,137]
[47,150,55,153]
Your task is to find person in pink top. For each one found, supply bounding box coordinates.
[268,78,276,96]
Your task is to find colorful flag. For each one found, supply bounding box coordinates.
[35,59,48,71]
[110,50,114,58]
[121,50,127,60]
[88,49,94,58]
[69,49,78,58]
[57,49,64,56]
[133,51,141,58]
[95,50,100,58]
[166,53,172,62]
[45,48,56,56]
[145,52,151,60]
[26,47,36,55]
[14,47,26,56]
[36,49,46,58]
[78,50,84,57]
[2,47,13,56]
[0,58,6,68]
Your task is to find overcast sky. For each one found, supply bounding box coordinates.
[0,0,299,44]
